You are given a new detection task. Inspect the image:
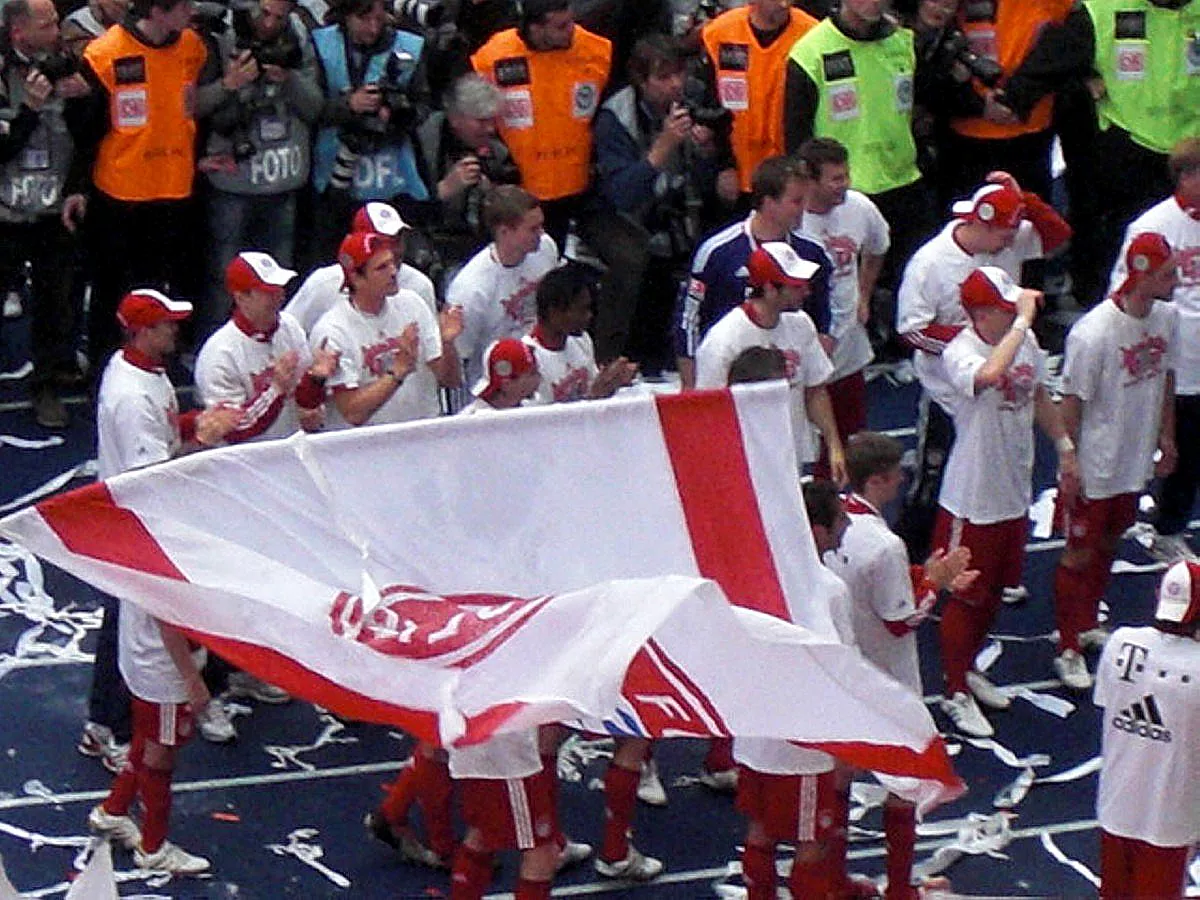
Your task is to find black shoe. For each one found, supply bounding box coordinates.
[32,388,68,429]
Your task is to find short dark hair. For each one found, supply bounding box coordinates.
[802,479,843,529]
[1,0,32,32]
[628,33,685,87]
[483,185,539,234]
[728,346,787,384]
[751,156,807,210]
[536,263,593,321]
[1168,137,1200,187]
[798,137,849,181]
[130,0,189,19]
[845,431,904,492]
[520,0,569,26]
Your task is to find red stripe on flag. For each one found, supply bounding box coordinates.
[803,736,964,789]
[38,483,186,580]
[178,627,443,744]
[655,391,789,619]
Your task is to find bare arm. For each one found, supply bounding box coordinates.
[1157,370,1177,477]
[857,252,885,325]
[333,324,418,426]
[1034,384,1079,503]
[157,621,210,711]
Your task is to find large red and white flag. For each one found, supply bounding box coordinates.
[0,384,959,798]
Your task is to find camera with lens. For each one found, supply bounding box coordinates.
[34,50,79,82]
[341,46,419,151]
[231,0,304,70]
[938,28,1003,88]
[394,0,444,29]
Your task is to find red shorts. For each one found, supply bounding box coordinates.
[458,767,558,851]
[824,370,867,442]
[1100,830,1190,900]
[932,510,1027,606]
[131,696,194,747]
[735,767,840,844]
[1057,492,1138,552]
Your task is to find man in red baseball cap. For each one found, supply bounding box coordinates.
[933,266,1077,738]
[286,202,438,334]
[464,338,541,412]
[1094,560,1199,900]
[1051,233,1180,690]
[308,232,463,428]
[695,242,847,484]
[895,171,1071,563]
[84,290,240,876]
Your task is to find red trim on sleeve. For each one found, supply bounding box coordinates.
[1021,191,1071,254]
[901,323,964,355]
[177,409,199,445]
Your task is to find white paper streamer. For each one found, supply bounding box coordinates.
[913,813,1014,878]
[974,641,1003,673]
[556,734,614,783]
[1029,487,1058,539]
[0,460,96,515]
[1111,560,1169,575]
[1040,831,1100,888]
[992,768,1034,809]
[266,828,351,889]
[0,362,32,381]
[1034,756,1101,784]
[961,737,1050,770]
[0,435,64,451]
[1009,687,1076,718]
[262,712,358,772]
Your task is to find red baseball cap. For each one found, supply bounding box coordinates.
[338,232,393,282]
[116,289,192,331]
[225,251,297,295]
[960,266,1023,313]
[746,242,820,289]
[952,184,1024,229]
[473,338,538,398]
[1119,232,1174,294]
[352,202,412,238]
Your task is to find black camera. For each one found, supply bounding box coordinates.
[395,0,444,29]
[939,29,1003,88]
[231,0,303,70]
[34,51,79,82]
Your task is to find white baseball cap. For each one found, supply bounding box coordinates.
[1156,561,1200,626]
[225,251,297,294]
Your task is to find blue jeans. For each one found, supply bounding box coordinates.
[201,188,298,347]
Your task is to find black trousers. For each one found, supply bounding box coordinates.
[1156,393,1200,536]
[0,216,80,388]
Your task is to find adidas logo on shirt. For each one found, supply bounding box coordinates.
[1112,694,1172,742]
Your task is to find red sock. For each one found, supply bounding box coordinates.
[138,765,173,853]
[103,735,141,817]
[414,751,456,859]
[884,802,916,900]
[938,597,976,694]
[450,845,494,900]
[826,780,851,893]
[515,878,552,900]
[378,760,418,826]
[742,842,777,900]
[600,764,639,862]
[704,737,734,773]
[788,852,838,900]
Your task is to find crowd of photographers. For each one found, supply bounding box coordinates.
[0,0,1194,428]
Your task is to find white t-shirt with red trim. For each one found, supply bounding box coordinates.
[828,495,923,694]
[449,235,559,388]
[195,311,313,443]
[310,289,443,429]
[694,304,834,465]
[939,326,1047,524]
[523,328,598,405]
[800,190,890,380]
[1095,626,1200,848]
[897,220,1043,411]
[1063,298,1178,500]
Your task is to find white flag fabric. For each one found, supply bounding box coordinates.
[0,383,959,795]
[64,842,118,900]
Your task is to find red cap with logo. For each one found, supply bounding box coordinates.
[474,338,537,398]
[352,202,412,237]
[1118,232,1174,294]
[116,289,193,331]
[1156,560,1200,626]
[338,232,393,283]
[952,184,1025,229]
[746,242,820,289]
[225,251,297,295]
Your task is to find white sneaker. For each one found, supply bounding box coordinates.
[87,804,141,850]
[78,722,130,774]
[3,291,22,319]
[1149,532,1195,564]
[697,767,738,792]
[940,691,993,738]
[556,839,592,872]
[197,698,236,743]
[965,670,1011,710]
[594,845,663,881]
[1000,585,1028,605]
[637,759,667,807]
[1078,626,1112,651]
[134,840,211,875]
[226,672,291,704]
[1053,649,1093,691]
